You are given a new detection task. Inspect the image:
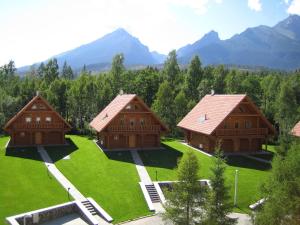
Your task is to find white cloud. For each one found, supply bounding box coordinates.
[284,0,290,4]
[288,0,300,14]
[248,0,262,11]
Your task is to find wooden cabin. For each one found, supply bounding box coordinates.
[177,94,276,152]
[4,93,71,147]
[292,121,300,137]
[90,94,168,149]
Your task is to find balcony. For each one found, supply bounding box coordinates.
[14,123,64,129]
[107,125,161,133]
[215,128,268,136]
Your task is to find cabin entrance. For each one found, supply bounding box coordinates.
[35,132,42,145]
[129,135,136,148]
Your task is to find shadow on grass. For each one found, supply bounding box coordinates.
[225,155,271,171]
[103,151,135,164]
[5,147,42,161]
[45,138,78,163]
[138,143,183,170]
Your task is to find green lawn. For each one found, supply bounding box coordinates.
[45,135,151,224]
[0,136,68,225]
[139,139,272,213]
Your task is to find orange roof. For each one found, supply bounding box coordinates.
[177,94,275,135]
[4,94,71,131]
[90,94,168,133]
[292,121,300,137]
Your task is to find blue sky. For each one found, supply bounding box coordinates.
[0,0,299,67]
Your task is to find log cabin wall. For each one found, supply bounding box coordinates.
[98,99,162,149]
[5,96,70,147]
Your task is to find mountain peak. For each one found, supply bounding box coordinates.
[274,14,300,40]
[201,30,220,42]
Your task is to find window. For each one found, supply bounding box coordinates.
[20,132,25,137]
[120,118,124,126]
[45,117,52,122]
[114,135,118,140]
[134,105,138,110]
[245,121,252,129]
[140,118,145,126]
[130,119,135,126]
[31,104,37,110]
[125,104,132,110]
[25,117,32,123]
[39,104,46,110]
[36,117,41,122]
[234,121,239,129]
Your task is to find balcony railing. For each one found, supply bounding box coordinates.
[215,128,268,136]
[14,123,64,129]
[107,125,161,132]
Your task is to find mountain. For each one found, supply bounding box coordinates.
[19,28,165,73]
[177,15,300,70]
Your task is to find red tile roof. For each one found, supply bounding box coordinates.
[178,94,247,135]
[292,121,300,137]
[178,94,276,136]
[90,94,168,132]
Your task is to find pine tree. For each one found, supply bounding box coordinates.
[185,55,202,101]
[254,142,300,225]
[111,53,125,94]
[204,146,236,225]
[163,50,180,87]
[163,150,207,225]
[61,61,74,80]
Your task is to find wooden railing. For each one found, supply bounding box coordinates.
[14,123,64,129]
[108,125,161,132]
[215,128,268,136]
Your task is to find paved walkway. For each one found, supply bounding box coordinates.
[243,155,271,164]
[131,150,152,185]
[38,146,86,201]
[120,213,252,225]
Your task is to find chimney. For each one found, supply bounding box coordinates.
[36,91,40,96]
[211,89,215,96]
[119,89,124,95]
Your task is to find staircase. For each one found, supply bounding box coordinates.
[82,200,97,216]
[145,184,161,203]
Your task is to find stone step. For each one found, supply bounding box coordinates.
[145,184,161,203]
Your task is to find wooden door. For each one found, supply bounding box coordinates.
[129,135,136,148]
[35,132,42,145]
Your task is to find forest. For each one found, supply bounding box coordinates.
[0,50,300,138]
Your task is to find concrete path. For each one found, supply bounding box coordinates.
[181,142,213,157]
[243,155,271,164]
[38,146,86,201]
[120,213,252,225]
[131,150,152,185]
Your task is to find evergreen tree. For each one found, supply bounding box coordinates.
[61,61,74,79]
[44,58,59,84]
[174,90,188,124]
[185,56,202,101]
[111,53,125,94]
[254,142,300,225]
[204,146,236,225]
[164,50,180,86]
[152,80,175,130]
[163,150,207,225]
[37,62,45,78]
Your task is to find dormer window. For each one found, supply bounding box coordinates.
[45,117,52,123]
[25,117,32,123]
[36,117,41,123]
[31,104,37,110]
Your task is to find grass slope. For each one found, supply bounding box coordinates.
[139,139,271,213]
[0,137,68,225]
[46,135,151,224]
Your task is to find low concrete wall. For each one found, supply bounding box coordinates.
[6,201,84,225]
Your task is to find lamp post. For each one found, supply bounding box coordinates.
[68,187,71,200]
[234,169,239,206]
[155,170,158,181]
